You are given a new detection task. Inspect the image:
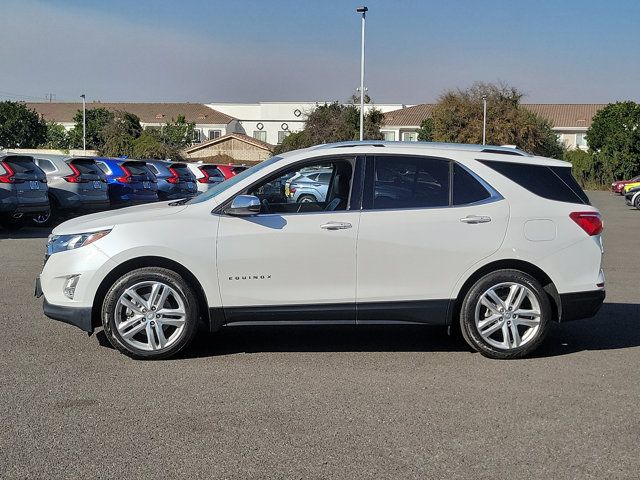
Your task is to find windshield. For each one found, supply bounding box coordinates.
[186,156,283,204]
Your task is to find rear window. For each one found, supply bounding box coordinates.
[170,164,194,178]
[70,160,102,175]
[96,161,111,174]
[123,162,153,176]
[3,156,36,173]
[201,165,225,180]
[36,159,57,173]
[480,160,589,205]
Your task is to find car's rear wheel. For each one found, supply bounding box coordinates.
[102,267,199,360]
[298,194,316,203]
[634,195,640,209]
[459,269,551,359]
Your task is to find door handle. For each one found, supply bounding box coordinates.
[460,215,492,224]
[320,222,352,230]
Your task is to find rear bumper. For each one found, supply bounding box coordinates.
[560,289,605,322]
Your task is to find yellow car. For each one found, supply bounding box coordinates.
[623,181,640,193]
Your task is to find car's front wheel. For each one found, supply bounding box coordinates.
[102,267,199,359]
[634,195,640,210]
[459,269,551,359]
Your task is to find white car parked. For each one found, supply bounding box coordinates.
[36,142,605,360]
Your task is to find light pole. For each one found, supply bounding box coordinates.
[356,5,367,141]
[80,94,86,152]
[482,95,487,145]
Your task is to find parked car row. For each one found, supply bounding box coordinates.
[612,175,640,209]
[0,153,247,229]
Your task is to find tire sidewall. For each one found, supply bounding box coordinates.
[102,267,199,359]
[460,269,551,359]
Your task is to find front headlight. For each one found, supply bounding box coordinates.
[47,230,111,255]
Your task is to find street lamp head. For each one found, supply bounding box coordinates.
[356,5,368,13]
[80,94,85,99]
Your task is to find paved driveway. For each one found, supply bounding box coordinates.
[1,191,638,479]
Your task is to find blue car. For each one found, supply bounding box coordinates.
[94,158,159,207]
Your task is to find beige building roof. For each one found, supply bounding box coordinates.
[184,132,273,155]
[383,103,607,129]
[26,102,235,125]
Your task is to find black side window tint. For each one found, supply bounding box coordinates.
[372,156,450,209]
[453,163,492,205]
[37,159,56,173]
[96,162,109,174]
[480,160,589,205]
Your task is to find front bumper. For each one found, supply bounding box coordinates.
[559,289,606,322]
[35,276,93,332]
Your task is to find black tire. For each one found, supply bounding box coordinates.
[0,216,24,231]
[32,195,59,227]
[101,267,199,360]
[459,269,551,360]
[298,194,316,203]
[634,195,640,210]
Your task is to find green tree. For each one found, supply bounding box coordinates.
[41,121,69,149]
[417,118,434,141]
[161,115,195,149]
[98,111,143,158]
[132,130,180,160]
[68,107,114,150]
[0,101,47,148]
[274,101,383,154]
[430,82,564,158]
[586,101,640,181]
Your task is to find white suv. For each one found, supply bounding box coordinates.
[36,142,605,360]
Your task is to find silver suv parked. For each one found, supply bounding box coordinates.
[33,156,109,226]
[0,154,49,230]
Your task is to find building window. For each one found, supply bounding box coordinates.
[381,131,396,141]
[402,131,418,142]
[208,129,221,140]
[576,133,587,148]
[277,131,290,144]
[193,129,202,143]
[253,131,267,142]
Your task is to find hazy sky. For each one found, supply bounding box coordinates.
[2,0,639,104]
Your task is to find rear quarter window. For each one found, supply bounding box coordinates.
[480,160,589,205]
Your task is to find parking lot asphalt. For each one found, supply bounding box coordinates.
[1,191,639,479]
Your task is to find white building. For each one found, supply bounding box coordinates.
[208,101,408,146]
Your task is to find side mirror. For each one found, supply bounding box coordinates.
[225,195,261,216]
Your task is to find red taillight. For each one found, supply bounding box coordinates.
[197,167,210,183]
[64,163,83,183]
[289,187,297,194]
[0,162,16,183]
[167,167,180,184]
[116,165,132,183]
[570,211,603,236]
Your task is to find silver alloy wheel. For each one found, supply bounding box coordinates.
[299,196,315,203]
[115,281,187,351]
[474,282,541,350]
[32,209,51,225]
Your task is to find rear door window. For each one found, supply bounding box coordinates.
[367,155,450,209]
[480,160,589,205]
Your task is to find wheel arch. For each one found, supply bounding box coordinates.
[91,256,210,329]
[449,259,561,326]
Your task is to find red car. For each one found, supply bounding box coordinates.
[215,164,248,179]
[612,176,640,194]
